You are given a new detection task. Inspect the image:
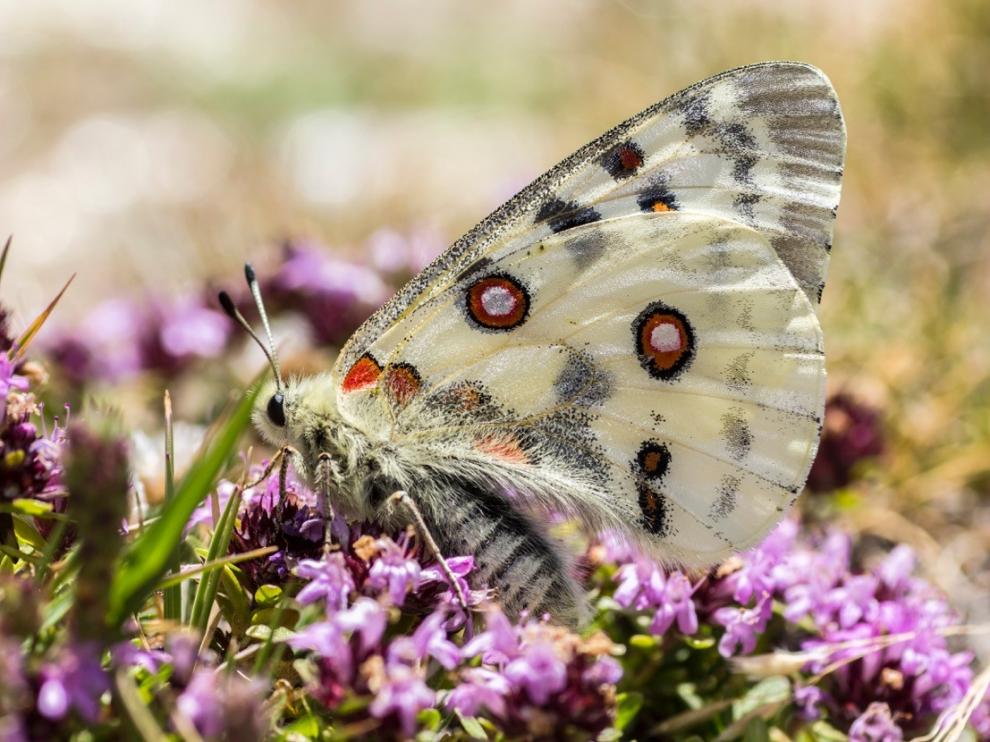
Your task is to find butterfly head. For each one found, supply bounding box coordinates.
[250,373,338,450]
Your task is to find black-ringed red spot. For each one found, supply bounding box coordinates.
[342,353,382,392]
[383,362,421,407]
[636,441,671,481]
[633,302,695,380]
[465,274,530,331]
[602,140,645,179]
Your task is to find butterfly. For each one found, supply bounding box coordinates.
[224,61,845,626]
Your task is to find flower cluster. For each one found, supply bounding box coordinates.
[594,517,990,738]
[0,356,63,504]
[284,536,621,739]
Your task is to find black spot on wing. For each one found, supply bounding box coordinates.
[534,198,601,234]
[721,408,752,461]
[553,347,614,407]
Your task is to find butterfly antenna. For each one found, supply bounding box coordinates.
[243,264,284,389]
[217,288,283,392]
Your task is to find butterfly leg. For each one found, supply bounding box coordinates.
[244,445,301,525]
[316,452,342,552]
[386,490,470,614]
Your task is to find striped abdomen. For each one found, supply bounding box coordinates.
[418,474,583,625]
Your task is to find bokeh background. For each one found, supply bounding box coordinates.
[3,0,990,646]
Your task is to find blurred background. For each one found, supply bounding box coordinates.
[2,0,990,636]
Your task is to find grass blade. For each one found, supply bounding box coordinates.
[107,384,260,628]
[162,390,181,622]
[189,486,242,632]
[9,273,75,360]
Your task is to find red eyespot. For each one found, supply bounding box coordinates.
[634,303,695,380]
[465,274,530,331]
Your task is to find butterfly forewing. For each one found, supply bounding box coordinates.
[331,61,843,567]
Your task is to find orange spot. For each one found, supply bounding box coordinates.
[384,363,421,407]
[342,354,382,392]
[476,434,528,464]
[651,201,673,213]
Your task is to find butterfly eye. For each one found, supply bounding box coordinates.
[267,393,286,427]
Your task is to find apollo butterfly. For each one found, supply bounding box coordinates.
[226,62,845,625]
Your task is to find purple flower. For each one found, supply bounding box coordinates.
[367,536,421,606]
[36,644,109,723]
[368,663,435,738]
[877,545,915,592]
[793,684,825,720]
[295,553,355,612]
[267,243,390,346]
[388,611,461,670]
[446,668,511,718]
[334,598,388,653]
[462,609,520,665]
[649,572,698,636]
[504,641,568,705]
[808,392,884,493]
[156,299,230,360]
[848,702,902,742]
[176,669,268,741]
[614,558,666,611]
[713,597,772,657]
[289,622,353,682]
[583,656,623,686]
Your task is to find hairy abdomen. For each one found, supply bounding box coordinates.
[417,474,584,626]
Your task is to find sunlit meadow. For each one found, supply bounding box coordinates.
[2,1,990,739]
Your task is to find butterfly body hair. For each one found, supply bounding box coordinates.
[254,376,586,623]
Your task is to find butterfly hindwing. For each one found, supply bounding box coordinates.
[331,61,843,566]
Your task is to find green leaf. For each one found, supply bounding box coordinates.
[615,691,643,730]
[282,714,320,738]
[733,676,791,720]
[742,716,770,742]
[683,634,717,650]
[456,710,488,740]
[629,633,658,650]
[802,720,849,741]
[9,498,53,516]
[107,384,259,628]
[245,625,294,643]
[416,707,441,731]
[255,584,283,607]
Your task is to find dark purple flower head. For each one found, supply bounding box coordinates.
[848,702,903,742]
[808,392,885,492]
[232,464,323,586]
